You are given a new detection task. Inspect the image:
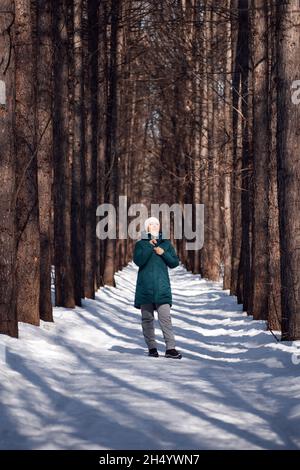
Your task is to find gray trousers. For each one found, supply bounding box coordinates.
[141,303,176,350]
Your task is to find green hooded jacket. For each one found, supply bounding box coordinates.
[133,230,180,309]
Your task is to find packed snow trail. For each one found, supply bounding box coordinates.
[0,262,300,450]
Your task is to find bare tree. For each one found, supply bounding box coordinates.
[15,0,40,325]
[277,0,300,340]
[36,0,54,322]
[102,0,120,286]
[0,0,18,337]
[250,0,269,320]
[53,0,75,307]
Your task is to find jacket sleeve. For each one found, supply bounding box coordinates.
[161,243,180,269]
[133,241,153,268]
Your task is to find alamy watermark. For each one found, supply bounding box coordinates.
[0,343,7,364]
[291,341,300,365]
[96,196,204,250]
[291,80,300,105]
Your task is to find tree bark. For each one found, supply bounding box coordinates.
[237,0,251,311]
[103,0,120,286]
[267,0,281,331]
[53,0,75,307]
[0,0,18,337]
[71,0,84,305]
[15,0,40,325]
[223,0,233,290]
[36,0,53,322]
[277,1,300,340]
[250,0,269,320]
[83,0,98,298]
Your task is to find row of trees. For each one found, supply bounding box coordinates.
[127,0,300,340]
[0,1,299,340]
[198,0,300,341]
[0,0,111,336]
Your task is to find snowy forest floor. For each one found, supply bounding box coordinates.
[1,262,300,450]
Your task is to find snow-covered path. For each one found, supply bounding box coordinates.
[1,262,300,450]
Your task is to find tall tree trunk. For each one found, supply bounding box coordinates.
[0,0,18,337]
[199,1,210,279]
[277,1,300,340]
[223,0,233,290]
[36,0,53,322]
[83,0,98,298]
[72,0,84,305]
[103,0,120,286]
[250,0,269,320]
[210,10,222,282]
[97,0,109,287]
[267,0,281,331]
[236,0,250,309]
[230,0,243,298]
[15,0,40,325]
[53,0,75,307]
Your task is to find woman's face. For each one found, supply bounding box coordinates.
[148,221,160,235]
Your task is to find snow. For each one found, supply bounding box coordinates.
[0,262,300,450]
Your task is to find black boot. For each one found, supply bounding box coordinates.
[165,348,182,359]
[148,348,159,357]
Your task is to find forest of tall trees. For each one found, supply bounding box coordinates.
[0,0,299,341]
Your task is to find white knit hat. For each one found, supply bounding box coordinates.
[144,216,160,233]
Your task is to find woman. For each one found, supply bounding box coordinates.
[133,216,182,359]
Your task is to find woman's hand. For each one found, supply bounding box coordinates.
[154,246,164,255]
[149,239,164,255]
